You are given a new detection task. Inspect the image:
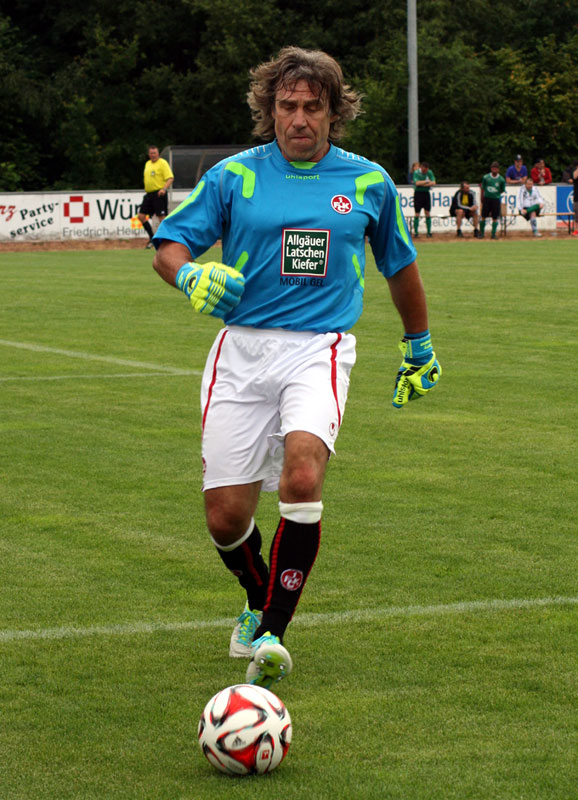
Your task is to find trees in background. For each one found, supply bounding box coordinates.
[1,0,577,190]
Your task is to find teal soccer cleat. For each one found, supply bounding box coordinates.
[229,604,262,658]
[246,632,293,690]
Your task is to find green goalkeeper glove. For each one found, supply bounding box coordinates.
[175,262,245,319]
[392,330,442,408]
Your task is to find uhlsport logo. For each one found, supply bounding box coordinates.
[331,195,352,214]
[280,569,304,591]
[63,195,90,224]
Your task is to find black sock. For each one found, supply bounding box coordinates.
[214,522,269,611]
[142,220,154,240]
[255,517,321,642]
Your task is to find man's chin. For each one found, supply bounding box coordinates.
[287,145,314,161]
[282,140,327,163]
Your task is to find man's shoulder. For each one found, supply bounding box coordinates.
[222,143,275,165]
[197,144,275,185]
[332,146,388,176]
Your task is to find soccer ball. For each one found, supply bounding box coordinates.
[198,683,292,775]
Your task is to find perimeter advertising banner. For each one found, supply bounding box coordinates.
[396,184,562,232]
[0,184,569,242]
[0,190,148,242]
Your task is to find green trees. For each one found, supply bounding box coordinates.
[1,0,577,190]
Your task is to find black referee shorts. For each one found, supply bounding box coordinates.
[139,191,168,218]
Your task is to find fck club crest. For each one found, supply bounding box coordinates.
[280,569,304,591]
[331,195,352,214]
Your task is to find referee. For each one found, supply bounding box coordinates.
[138,145,174,248]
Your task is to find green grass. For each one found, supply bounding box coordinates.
[1,239,577,799]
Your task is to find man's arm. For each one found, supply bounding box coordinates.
[505,168,518,185]
[386,260,428,333]
[153,240,192,287]
[159,176,174,196]
[387,261,441,408]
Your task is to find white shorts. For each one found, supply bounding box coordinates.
[200,326,357,492]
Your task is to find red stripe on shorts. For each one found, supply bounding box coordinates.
[330,333,343,426]
[201,329,228,431]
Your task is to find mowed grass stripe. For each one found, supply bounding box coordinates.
[2,595,576,643]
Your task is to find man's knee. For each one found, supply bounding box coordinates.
[282,461,321,499]
[204,485,259,547]
[280,433,329,502]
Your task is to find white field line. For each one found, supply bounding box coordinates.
[0,339,200,376]
[1,595,576,644]
[0,373,196,382]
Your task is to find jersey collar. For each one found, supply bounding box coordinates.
[272,140,336,173]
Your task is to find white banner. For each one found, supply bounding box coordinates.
[397,184,559,231]
[0,190,149,242]
[0,184,564,242]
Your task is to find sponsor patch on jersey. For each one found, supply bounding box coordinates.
[331,195,352,214]
[281,228,330,277]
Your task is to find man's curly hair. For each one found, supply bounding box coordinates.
[247,46,362,142]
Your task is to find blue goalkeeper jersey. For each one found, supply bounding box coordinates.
[154,141,416,332]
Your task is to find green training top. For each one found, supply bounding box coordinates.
[481,172,506,198]
[413,169,435,192]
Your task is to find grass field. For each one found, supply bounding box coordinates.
[1,238,577,799]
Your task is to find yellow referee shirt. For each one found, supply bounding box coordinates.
[144,158,173,193]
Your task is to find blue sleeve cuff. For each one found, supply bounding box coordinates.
[402,330,433,364]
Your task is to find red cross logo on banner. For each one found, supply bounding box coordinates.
[63,195,90,223]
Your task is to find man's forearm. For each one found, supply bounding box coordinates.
[153,241,193,287]
[387,261,429,333]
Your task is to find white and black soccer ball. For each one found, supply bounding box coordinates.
[198,683,292,775]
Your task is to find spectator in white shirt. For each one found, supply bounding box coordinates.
[517,177,545,237]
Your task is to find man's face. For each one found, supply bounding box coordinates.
[462,183,470,193]
[491,165,499,175]
[525,179,534,190]
[149,148,159,162]
[515,159,523,169]
[272,79,336,163]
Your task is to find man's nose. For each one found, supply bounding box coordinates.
[291,107,307,127]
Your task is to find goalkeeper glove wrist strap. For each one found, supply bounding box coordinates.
[175,262,199,299]
[400,329,433,365]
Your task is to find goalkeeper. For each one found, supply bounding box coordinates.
[151,46,441,692]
